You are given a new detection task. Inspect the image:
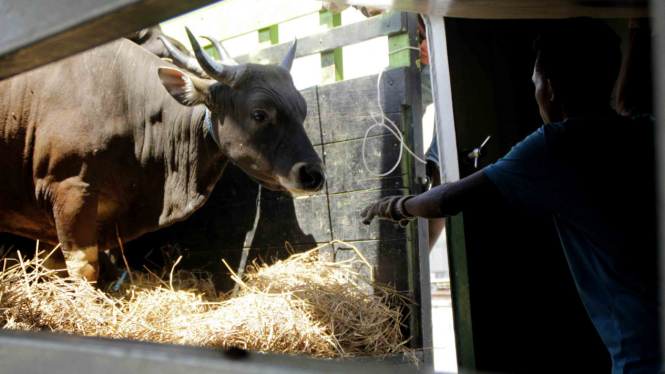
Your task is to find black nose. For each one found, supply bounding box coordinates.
[299,164,326,191]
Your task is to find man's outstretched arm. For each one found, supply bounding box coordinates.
[360,170,504,225]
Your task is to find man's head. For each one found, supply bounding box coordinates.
[532,18,621,123]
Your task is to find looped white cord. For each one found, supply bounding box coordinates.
[362,69,427,177]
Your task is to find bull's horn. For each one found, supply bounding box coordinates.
[280,37,297,71]
[201,36,236,65]
[156,36,209,79]
[186,27,239,87]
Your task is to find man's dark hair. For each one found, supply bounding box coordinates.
[533,18,621,104]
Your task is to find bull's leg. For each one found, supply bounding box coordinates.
[52,176,100,282]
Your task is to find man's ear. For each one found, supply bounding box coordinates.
[158,67,212,106]
[547,78,556,102]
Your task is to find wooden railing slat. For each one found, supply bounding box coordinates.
[233,11,406,65]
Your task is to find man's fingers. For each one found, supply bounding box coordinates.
[360,204,372,219]
[361,204,376,225]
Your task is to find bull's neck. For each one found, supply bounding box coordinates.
[157,99,229,225]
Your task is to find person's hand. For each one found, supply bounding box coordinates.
[360,195,416,227]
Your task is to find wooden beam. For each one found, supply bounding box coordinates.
[233,11,406,65]
[0,0,220,80]
[160,0,322,45]
[320,0,648,18]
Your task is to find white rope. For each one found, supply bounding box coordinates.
[362,69,427,177]
[387,46,420,55]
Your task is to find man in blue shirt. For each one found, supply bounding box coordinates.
[361,18,660,373]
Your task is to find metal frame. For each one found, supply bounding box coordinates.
[653,0,665,364]
[0,329,428,374]
[0,0,221,79]
[422,15,475,371]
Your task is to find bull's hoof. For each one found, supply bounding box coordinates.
[97,251,119,289]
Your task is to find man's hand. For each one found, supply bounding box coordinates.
[360,195,415,227]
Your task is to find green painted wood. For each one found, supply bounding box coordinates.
[204,45,217,59]
[319,10,344,84]
[388,32,411,68]
[258,25,279,46]
[447,213,476,370]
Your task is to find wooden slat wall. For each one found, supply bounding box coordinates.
[121,67,416,295]
[160,0,322,47]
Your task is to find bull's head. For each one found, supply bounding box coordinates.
[157,27,326,193]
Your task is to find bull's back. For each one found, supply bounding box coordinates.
[0,39,166,243]
[0,71,55,240]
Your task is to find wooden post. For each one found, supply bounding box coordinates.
[320,10,343,83]
[386,12,433,366]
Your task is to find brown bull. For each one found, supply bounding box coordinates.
[0,28,325,282]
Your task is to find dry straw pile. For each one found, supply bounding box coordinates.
[0,241,416,362]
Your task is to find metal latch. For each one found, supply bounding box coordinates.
[464,135,491,169]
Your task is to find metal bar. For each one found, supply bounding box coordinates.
[652,0,665,364]
[315,0,648,19]
[233,11,405,65]
[0,0,221,80]
[0,329,429,374]
[423,15,476,371]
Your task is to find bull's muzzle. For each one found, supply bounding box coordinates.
[294,163,326,192]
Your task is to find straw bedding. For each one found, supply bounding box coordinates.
[0,241,416,362]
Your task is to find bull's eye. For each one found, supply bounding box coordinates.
[251,110,267,123]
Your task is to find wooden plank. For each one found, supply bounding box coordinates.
[321,113,402,145]
[232,11,406,65]
[300,87,323,146]
[160,0,322,46]
[329,189,408,242]
[324,135,405,194]
[126,193,330,253]
[248,194,331,248]
[319,0,648,19]
[0,0,220,80]
[318,67,407,117]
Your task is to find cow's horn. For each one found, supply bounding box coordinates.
[280,37,297,71]
[156,36,209,79]
[186,27,239,87]
[201,36,237,65]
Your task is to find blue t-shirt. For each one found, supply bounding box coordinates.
[484,114,661,374]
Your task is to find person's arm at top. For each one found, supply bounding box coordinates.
[617,18,652,117]
[360,170,503,225]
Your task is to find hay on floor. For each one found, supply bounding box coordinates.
[0,241,416,362]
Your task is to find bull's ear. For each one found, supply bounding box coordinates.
[158,67,211,106]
